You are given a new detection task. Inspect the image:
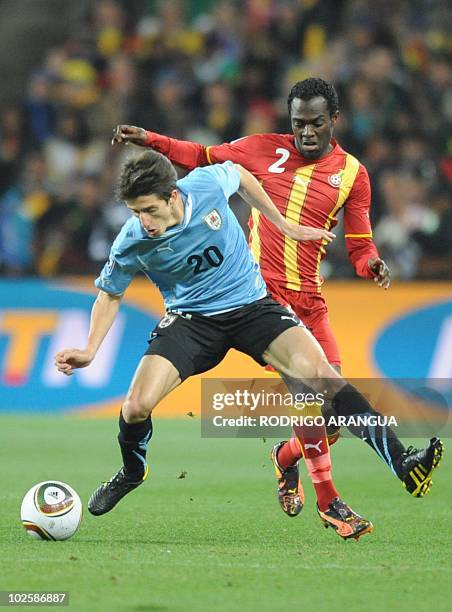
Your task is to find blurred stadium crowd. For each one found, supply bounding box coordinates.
[0,0,450,279]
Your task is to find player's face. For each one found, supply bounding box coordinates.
[126,190,180,237]
[290,96,338,159]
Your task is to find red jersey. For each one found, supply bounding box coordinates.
[145,132,379,293]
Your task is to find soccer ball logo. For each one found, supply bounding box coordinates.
[21,481,82,541]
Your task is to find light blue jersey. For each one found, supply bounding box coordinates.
[96,162,267,314]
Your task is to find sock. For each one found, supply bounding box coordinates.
[293,423,339,512]
[276,376,319,467]
[118,410,153,479]
[278,376,339,510]
[277,437,302,469]
[332,383,406,477]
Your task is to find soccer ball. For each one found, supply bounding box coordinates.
[20,481,82,541]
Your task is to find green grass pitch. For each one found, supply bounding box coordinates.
[1,415,451,611]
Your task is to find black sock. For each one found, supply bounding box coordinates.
[332,383,406,477]
[118,411,153,479]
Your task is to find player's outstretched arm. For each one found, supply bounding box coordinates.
[235,164,336,243]
[111,124,210,170]
[54,290,123,376]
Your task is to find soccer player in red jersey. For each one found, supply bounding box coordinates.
[111,78,444,517]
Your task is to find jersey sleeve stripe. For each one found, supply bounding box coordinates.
[205,146,213,165]
[344,233,373,238]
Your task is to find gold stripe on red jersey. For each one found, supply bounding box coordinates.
[344,232,373,238]
[249,208,262,264]
[315,153,361,290]
[283,165,316,290]
[205,146,213,164]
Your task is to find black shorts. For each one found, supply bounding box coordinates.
[144,296,303,381]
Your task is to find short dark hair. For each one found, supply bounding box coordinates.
[287,77,339,116]
[117,151,177,201]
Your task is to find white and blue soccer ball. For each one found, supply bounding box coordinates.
[20,481,82,541]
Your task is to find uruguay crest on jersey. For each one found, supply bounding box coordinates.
[203,209,222,230]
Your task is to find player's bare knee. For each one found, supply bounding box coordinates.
[122,395,154,422]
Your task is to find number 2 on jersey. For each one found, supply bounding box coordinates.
[267,148,290,173]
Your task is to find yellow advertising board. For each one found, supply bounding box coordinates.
[74,278,451,419]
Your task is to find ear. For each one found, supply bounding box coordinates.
[168,189,178,205]
[331,111,339,126]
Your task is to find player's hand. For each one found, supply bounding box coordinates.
[282,222,336,243]
[368,257,391,289]
[54,349,95,376]
[112,125,148,146]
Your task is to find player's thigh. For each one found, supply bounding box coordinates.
[229,296,300,364]
[263,326,339,382]
[306,311,341,367]
[124,354,181,419]
[291,293,342,367]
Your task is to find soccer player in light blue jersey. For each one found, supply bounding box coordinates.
[55,151,441,540]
